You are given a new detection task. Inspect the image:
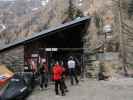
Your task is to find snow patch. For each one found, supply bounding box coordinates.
[41,0,49,6]
[0,24,6,33]
[32,7,39,11]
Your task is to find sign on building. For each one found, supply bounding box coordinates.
[45,48,58,51]
[31,54,39,57]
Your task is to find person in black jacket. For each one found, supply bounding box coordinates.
[39,62,48,90]
[60,60,68,92]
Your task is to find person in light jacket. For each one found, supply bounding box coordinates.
[67,56,79,85]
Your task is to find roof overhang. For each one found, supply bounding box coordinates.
[0,16,91,52]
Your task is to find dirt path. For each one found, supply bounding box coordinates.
[27,77,133,100]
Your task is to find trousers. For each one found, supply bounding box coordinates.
[55,80,64,95]
[69,68,79,85]
[40,73,48,89]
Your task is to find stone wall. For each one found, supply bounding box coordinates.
[0,46,24,72]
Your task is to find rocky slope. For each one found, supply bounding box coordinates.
[0,0,133,67]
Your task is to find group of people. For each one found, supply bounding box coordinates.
[38,56,79,96]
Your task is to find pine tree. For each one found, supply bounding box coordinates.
[65,0,84,21]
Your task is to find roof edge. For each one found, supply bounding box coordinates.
[0,16,91,52]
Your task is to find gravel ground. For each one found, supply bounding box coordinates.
[27,77,133,100]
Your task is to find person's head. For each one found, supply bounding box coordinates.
[69,56,73,60]
[54,61,59,66]
[42,58,46,64]
[42,62,46,65]
[56,61,59,64]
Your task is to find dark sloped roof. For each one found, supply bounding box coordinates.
[0,16,91,52]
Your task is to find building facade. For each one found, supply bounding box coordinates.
[0,17,90,73]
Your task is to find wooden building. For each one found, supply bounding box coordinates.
[0,17,90,72]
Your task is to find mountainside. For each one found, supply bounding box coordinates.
[0,0,133,64]
[0,0,133,76]
[0,0,70,45]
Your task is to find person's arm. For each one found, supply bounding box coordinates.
[44,64,48,72]
[51,67,54,81]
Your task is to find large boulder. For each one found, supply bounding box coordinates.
[98,61,112,80]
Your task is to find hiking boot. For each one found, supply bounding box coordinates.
[62,93,66,96]
[65,89,69,92]
[76,80,79,85]
[40,87,43,91]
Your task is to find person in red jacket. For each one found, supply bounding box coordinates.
[52,61,65,96]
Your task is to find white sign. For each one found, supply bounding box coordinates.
[45,48,58,51]
[107,35,112,39]
[103,25,112,33]
[31,54,38,57]
[45,48,51,51]
[51,48,58,51]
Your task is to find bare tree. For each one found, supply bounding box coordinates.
[118,0,128,76]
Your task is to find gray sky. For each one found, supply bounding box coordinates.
[0,0,16,1]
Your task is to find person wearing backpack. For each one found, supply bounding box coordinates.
[67,56,79,85]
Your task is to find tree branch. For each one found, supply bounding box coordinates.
[122,22,133,31]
